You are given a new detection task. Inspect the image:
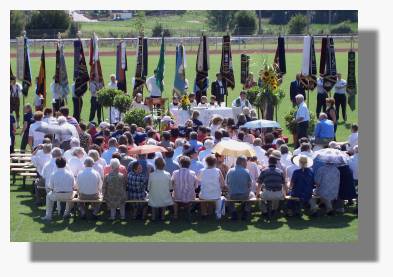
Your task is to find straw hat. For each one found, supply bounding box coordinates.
[269,150,282,160]
[293,155,313,168]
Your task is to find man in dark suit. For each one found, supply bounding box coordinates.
[211,73,228,107]
[290,73,306,106]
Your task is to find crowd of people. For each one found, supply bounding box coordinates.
[10,70,358,223]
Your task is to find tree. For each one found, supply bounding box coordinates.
[288,14,308,34]
[26,11,70,32]
[10,11,26,38]
[152,22,171,37]
[232,11,257,35]
[206,11,236,32]
[134,10,146,34]
[269,11,289,25]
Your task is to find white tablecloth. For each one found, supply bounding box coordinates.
[171,107,242,126]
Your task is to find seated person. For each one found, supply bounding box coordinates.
[169,96,180,110]
[209,95,218,108]
[131,93,150,112]
[189,93,197,108]
[232,90,252,109]
[198,96,209,108]
[191,110,203,128]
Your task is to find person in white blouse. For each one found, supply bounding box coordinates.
[131,93,150,112]
[88,149,105,180]
[68,147,86,178]
[42,148,64,191]
[63,138,86,161]
[108,74,121,124]
[295,94,310,148]
[333,73,348,122]
[76,157,103,219]
[346,124,359,153]
[146,70,163,98]
[41,157,76,221]
[31,143,52,176]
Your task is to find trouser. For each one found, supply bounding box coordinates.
[260,190,284,213]
[78,193,101,216]
[45,191,75,219]
[199,198,222,218]
[10,136,15,154]
[20,131,29,151]
[226,193,251,215]
[110,204,125,219]
[89,96,102,123]
[310,197,333,212]
[216,94,225,107]
[316,92,328,117]
[10,97,20,126]
[52,99,65,113]
[334,93,347,121]
[72,97,83,122]
[295,121,309,148]
[195,90,207,104]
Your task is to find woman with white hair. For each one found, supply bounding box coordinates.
[102,159,127,220]
[198,139,214,164]
[88,149,105,180]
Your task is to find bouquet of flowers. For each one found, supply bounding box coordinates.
[180,94,191,111]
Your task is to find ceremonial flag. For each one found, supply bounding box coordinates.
[22,36,32,97]
[37,46,46,106]
[10,65,15,81]
[55,41,69,99]
[155,36,165,93]
[74,39,89,97]
[220,35,235,90]
[116,41,127,93]
[89,33,104,85]
[195,35,209,91]
[173,43,187,96]
[274,36,286,75]
[240,54,250,84]
[347,50,357,111]
[320,36,337,92]
[300,35,317,90]
[133,36,148,96]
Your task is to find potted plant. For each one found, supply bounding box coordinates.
[97,88,122,123]
[113,93,132,119]
[123,108,148,128]
[284,108,317,146]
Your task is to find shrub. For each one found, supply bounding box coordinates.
[113,94,132,114]
[67,21,80,38]
[152,23,171,37]
[26,11,70,32]
[97,88,122,107]
[232,11,257,35]
[288,14,308,34]
[330,21,354,34]
[284,108,316,135]
[10,11,26,38]
[123,109,148,127]
[206,11,236,32]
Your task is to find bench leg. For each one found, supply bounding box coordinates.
[22,176,26,188]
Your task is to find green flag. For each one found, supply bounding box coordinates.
[155,36,165,92]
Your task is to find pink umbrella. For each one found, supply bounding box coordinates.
[128,145,168,155]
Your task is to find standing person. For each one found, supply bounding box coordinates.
[50,76,64,113]
[89,79,103,123]
[148,157,174,221]
[28,111,48,150]
[225,156,253,220]
[102,159,127,220]
[194,76,209,104]
[10,77,22,128]
[326,98,338,136]
[78,122,92,153]
[41,157,75,221]
[211,73,227,107]
[20,104,33,152]
[243,73,257,90]
[108,74,120,124]
[198,155,225,220]
[346,124,359,153]
[290,74,306,107]
[333,73,348,122]
[316,77,328,117]
[146,69,162,98]
[10,113,16,153]
[71,82,83,122]
[294,94,310,148]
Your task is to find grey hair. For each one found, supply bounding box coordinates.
[175,138,184,148]
[203,139,214,149]
[57,116,67,125]
[84,157,94,167]
[51,147,62,158]
[43,143,52,154]
[88,149,100,162]
[236,155,247,166]
[110,158,120,170]
[319,112,328,120]
[72,147,84,157]
[108,137,117,147]
[295,94,304,101]
[70,137,80,148]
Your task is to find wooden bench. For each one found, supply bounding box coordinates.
[10,153,32,157]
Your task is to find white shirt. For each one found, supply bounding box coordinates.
[43,116,58,126]
[48,168,75,193]
[76,167,102,195]
[296,101,310,122]
[197,103,209,108]
[108,81,117,89]
[199,148,213,165]
[93,162,104,180]
[68,156,84,177]
[58,122,79,142]
[50,82,61,101]
[63,147,87,162]
[31,150,51,176]
[146,76,162,97]
[28,121,48,149]
[347,132,358,151]
[253,146,267,166]
[10,83,22,98]
[286,164,299,183]
[190,100,198,108]
[198,168,222,199]
[247,161,261,193]
[334,79,347,95]
[34,94,43,107]
[232,97,251,109]
[90,81,103,97]
[348,153,359,180]
[280,153,293,169]
[131,101,150,112]
[317,78,326,94]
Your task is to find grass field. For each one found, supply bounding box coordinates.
[10,48,358,242]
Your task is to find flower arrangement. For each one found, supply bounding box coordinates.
[180,94,191,111]
[259,63,283,93]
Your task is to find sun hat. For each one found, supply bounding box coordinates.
[269,149,282,160]
[293,155,314,168]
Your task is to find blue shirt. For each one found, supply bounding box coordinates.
[226,165,252,195]
[190,159,204,175]
[314,119,335,139]
[189,139,203,152]
[102,147,118,164]
[164,158,180,175]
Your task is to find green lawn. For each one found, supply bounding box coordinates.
[10,181,358,242]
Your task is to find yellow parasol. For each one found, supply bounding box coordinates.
[212,139,256,157]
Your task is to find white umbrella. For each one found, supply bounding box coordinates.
[212,139,256,157]
[313,148,348,164]
[241,119,280,129]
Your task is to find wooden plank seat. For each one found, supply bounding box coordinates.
[10,167,36,172]
[10,162,33,167]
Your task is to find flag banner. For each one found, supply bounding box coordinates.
[220,35,235,90]
[195,35,209,91]
[300,35,317,90]
[133,36,148,96]
[16,36,24,80]
[116,41,127,92]
[173,43,187,96]
[74,39,89,97]
[155,36,165,93]
[89,34,104,86]
[274,36,286,75]
[55,42,69,99]
[37,46,46,106]
[22,36,32,97]
[240,54,250,84]
[319,37,328,76]
[323,37,337,92]
[347,50,357,111]
[10,65,15,81]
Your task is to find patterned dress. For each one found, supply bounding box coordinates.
[102,172,127,209]
[127,171,147,200]
[314,164,340,201]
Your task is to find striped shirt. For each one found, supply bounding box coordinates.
[171,168,198,203]
[257,165,285,191]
